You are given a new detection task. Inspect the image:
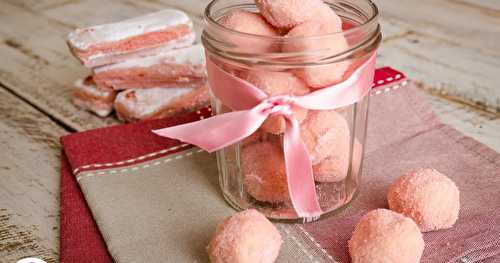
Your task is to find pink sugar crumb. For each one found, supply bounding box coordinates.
[387,168,460,232]
[207,209,282,263]
[300,110,350,165]
[218,10,279,53]
[219,10,278,36]
[313,138,362,183]
[241,129,271,148]
[245,70,310,134]
[348,209,425,263]
[241,141,289,203]
[283,21,351,88]
[256,0,340,30]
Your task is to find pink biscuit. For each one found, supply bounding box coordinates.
[245,71,310,134]
[207,209,282,263]
[93,44,205,90]
[283,21,350,89]
[78,38,195,68]
[72,76,117,117]
[313,138,362,183]
[300,110,350,165]
[114,83,209,122]
[218,10,279,52]
[387,168,460,232]
[256,0,341,30]
[241,141,289,203]
[348,209,425,263]
[67,9,195,68]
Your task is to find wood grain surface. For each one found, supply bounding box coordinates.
[0,0,498,261]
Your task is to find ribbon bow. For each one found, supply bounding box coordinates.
[153,53,376,218]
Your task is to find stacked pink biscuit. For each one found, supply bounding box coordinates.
[67,10,209,121]
[215,0,356,205]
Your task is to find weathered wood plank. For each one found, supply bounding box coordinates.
[0,87,67,263]
[43,0,204,40]
[424,91,500,152]
[375,0,500,55]
[447,0,500,14]
[375,0,500,111]
[0,1,120,131]
[377,24,500,113]
[3,0,79,12]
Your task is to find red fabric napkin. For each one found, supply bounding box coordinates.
[60,108,211,263]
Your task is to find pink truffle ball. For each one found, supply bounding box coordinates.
[313,139,362,182]
[246,71,310,134]
[255,0,341,30]
[241,141,289,203]
[348,209,425,263]
[387,168,460,232]
[283,21,350,89]
[218,10,279,52]
[207,209,282,263]
[300,110,350,165]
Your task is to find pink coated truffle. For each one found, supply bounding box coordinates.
[246,71,310,134]
[313,138,362,183]
[241,141,289,203]
[218,10,279,52]
[207,209,282,263]
[255,0,341,30]
[348,209,425,263]
[387,168,460,232]
[283,21,351,89]
[300,110,350,165]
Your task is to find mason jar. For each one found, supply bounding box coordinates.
[202,0,381,222]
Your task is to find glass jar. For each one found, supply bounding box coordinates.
[202,0,381,222]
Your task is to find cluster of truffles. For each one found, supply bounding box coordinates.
[348,168,460,263]
[208,169,460,263]
[67,10,210,122]
[214,0,358,205]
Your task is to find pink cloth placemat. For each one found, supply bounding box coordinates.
[60,68,500,262]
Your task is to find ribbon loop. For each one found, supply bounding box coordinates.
[262,95,296,116]
[153,53,377,218]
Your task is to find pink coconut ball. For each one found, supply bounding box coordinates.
[255,0,342,30]
[387,168,460,232]
[218,9,279,52]
[300,110,350,165]
[207,209,282,263]
[241,141,289,203]
[283,21,351,89]
[313,138,362,182]
[348,209,425,263]
[246,70,310,134]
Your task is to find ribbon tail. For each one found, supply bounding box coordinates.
[283,116,323,218]
[153,108,269,152]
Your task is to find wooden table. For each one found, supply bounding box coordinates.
[0,0,498,262]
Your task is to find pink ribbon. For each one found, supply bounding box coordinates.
[153,53,376,218]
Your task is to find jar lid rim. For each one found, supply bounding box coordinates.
[203,0,380,41]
